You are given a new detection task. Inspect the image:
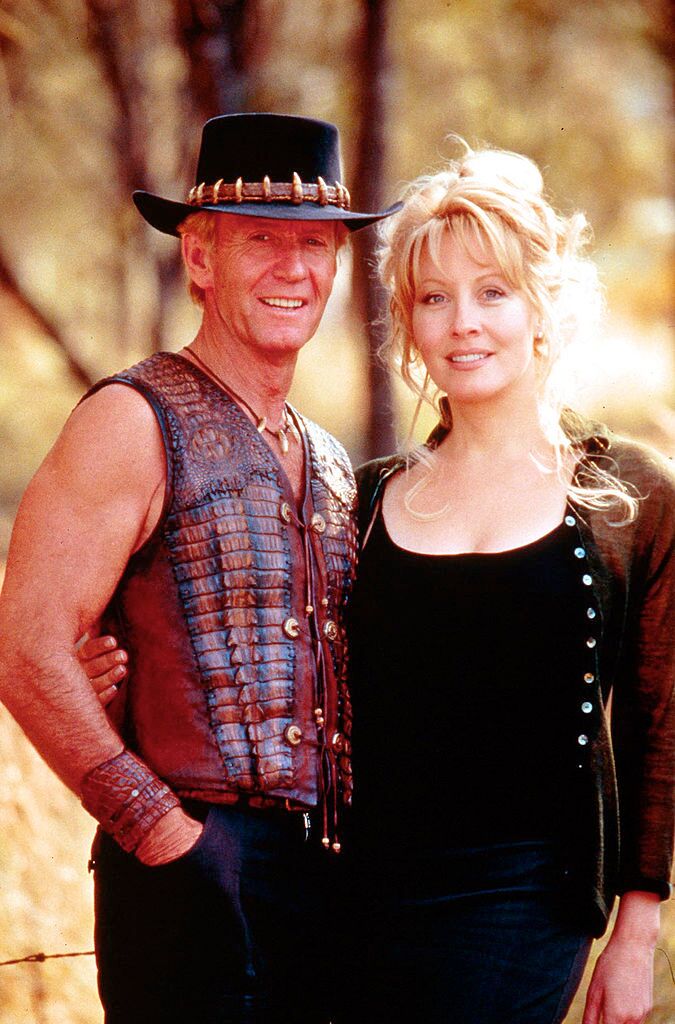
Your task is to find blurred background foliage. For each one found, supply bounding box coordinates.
[0,0,672,1020]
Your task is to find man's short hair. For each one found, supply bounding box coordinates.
[177,211,217,307]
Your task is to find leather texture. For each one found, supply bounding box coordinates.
[91,353,357,812]
[81,750,180,852]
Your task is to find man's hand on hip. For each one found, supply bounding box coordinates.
[135,806,204,866]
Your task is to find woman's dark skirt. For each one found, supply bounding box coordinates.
[337,839,592,1024]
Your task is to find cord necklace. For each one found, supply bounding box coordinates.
[185,347,295,454]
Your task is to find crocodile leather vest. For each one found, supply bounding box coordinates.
[92,353,357,812]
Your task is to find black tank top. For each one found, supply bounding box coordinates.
[348,508,586,853]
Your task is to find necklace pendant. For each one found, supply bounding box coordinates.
[256,417,267,434]
[278,430,290,455]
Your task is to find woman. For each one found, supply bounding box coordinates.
[342,142,674,1024]
[82,142,674,1024]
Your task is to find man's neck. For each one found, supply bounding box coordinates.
[185,325,297,428]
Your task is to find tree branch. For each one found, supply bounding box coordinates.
[0,250,95,389]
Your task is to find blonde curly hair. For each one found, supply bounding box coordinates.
[377,138,637,521]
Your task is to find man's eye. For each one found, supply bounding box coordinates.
[306,237,327,247]
[251,233,271,242]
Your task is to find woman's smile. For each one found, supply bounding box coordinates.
[412,230,538,405]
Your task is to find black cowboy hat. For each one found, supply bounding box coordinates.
[133,113,402,236]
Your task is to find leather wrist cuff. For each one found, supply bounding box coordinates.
[81,750,180,853]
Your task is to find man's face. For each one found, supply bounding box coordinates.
[199,214,340,361]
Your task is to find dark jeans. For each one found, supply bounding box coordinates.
[92,803,340,1024]
[337,839,592,1024]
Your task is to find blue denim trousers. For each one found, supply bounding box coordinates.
[92,803,340,1024]
[337,839,592,1024]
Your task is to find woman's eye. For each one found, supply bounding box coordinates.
[482,287,505,300]
[422,293,445,304]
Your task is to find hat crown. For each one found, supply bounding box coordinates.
[195,113,343,186]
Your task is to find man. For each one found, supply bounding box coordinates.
[0,113,399,1023]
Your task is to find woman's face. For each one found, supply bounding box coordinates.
[411,229,539,409]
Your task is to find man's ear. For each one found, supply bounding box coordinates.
[182,232,213,291]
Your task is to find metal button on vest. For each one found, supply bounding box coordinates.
[310,512,326,534]
[574,547,586,559]
[283,617,300,639]
[280,501,293,524]
[581,702,593,714]
[587,608,596,619]
[565,515,576,527]
[584,672,595,684]
[284,724,303,746]
[578,734,589,746]
[323,620,339,641]
[586,637,597,649]
[582,574,592,586]
[331,731,345,753]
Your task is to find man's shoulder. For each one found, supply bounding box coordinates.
[299,412,346,456]
[298,413,357,507]
[74,353,182,448]
[87,352,180,401]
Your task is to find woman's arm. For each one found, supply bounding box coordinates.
[584,448,674,1024]
[582,891,660,1024]
[609,450,675,900]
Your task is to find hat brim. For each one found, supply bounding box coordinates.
[133,190,402,237]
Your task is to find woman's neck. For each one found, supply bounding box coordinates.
[437,394,552,465]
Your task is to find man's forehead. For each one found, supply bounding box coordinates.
[214,213,338,240]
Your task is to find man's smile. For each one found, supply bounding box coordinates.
[259,297,306,309]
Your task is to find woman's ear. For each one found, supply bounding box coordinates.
[182,232,213,291]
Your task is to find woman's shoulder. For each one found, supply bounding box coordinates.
[355,453,406,494]
[354,454,405,537]
[566,407,674,496]
[579,429,675,571]
[593,431,675,500]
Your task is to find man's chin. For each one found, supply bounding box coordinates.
[260,322,322,355]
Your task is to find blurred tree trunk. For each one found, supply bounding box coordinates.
[167,1,262,348]
[177,0,259,120]
[351,0,396,459]
[84,0,264,357]
[85,0,157,356]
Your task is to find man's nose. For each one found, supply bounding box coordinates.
[274,243,307,280]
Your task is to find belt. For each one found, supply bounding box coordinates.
[189,791,311,814]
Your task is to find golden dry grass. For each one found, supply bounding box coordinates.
[0,708,99,1024]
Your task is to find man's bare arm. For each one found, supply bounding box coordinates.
[0,384,201,862]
